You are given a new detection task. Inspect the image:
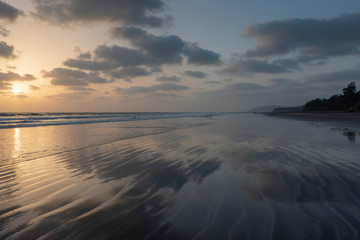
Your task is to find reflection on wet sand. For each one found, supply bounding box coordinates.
[13,128,21,159]
[331,127,360,143]
[1,114,360,239]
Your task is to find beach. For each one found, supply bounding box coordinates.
[267,111,360,123]
[1,113,360,239]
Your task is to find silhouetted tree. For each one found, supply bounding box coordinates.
[304,82,359,112]
[342,82,357,96]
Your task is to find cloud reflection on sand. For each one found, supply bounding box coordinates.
[1,114,360,239]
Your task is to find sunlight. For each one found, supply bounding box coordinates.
[11,83,28,95]
[12,88,20,94]
[12,128,21,158]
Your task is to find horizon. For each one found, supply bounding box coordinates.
[1,0,360,112]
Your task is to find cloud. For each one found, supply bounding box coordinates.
[32,0,171,28]
[156,76,182,82]
[43,68,109,86]
[268,78,311,89]
[0,71,36,81]
[0,41,16,58]
[243,13,360,59]
[184,70,207,79]
[221,58,292,76]
[46,92,91,99]
[111,26,147,39]
[0,25,9,37]
[5,65,16,70]
[306,68,360,84]
[0,80,11,90]
[0,0,23,21]
[272,58,300,70]
[152,82,190,91]
[110,26,221,66]
[95,45,151,67]
[116,83,190,95]
[204,80,221,84]
[227,82,268,91]
[111,67,151,82]
[184,43,222,65]
[78,52,91,59]
[116,86,155,95]
[64,58,120,71]
[16,94,28,99]
[111,27,186,65]
[67,86,96,92]
[268,78,305,89]
[29,85,40,91]
[268,78,297,85]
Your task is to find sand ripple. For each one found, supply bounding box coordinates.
[1,114,360,239]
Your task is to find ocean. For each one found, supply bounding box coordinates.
[1,113,360,239]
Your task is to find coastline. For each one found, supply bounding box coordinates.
[265,111,360,123]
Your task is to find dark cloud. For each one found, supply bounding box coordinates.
[204,80,221,84]
[74,47,92,59]
[0,25,9,37]
[78,52,91,59]
[112,27,186,65]
[0,0,23,21]
[64,58,120,71]
[0,71,36,81]
[111,67,151,82]
[269,78,309,89]
[116,83,190,95]
[227,82,268,91]
[32,0,171,28]
[111,26,147,39]
[87,72,109,84]
[0,80,11,90]
[221,58,292,76]
[156,76,182,82]
[272,58,300,70]
[268,78,297,85]
[29,85,40,91]
[0,41,16,58]
[306,69,360,84]
[110,26,221,66]
[184,70,207,79]
[243,14,360,59]
[139,34,185,64]
[153,82,189,91]
[95,45,151,67]
[184,43,222,65]
[43,68,109,86]
[116,86,156,95]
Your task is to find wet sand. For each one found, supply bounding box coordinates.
[1,114,360,239]
[266,111,360,123]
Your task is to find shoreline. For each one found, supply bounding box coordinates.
[265,111,360,123]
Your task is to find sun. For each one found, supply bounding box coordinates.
[11,83,27,95]
[12,88,20,94]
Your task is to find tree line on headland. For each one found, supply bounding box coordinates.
[304,82,360,112]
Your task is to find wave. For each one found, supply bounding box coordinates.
[0,112,224,129]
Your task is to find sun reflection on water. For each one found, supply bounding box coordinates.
[12,128,21,158]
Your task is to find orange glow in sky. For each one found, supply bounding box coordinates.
[1,0,360,112]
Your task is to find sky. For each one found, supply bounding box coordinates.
[1,0,360,112]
